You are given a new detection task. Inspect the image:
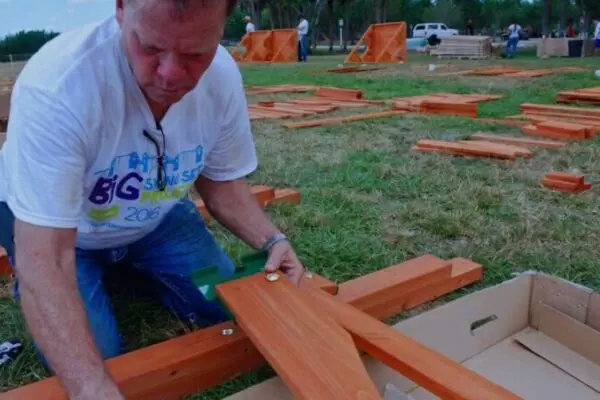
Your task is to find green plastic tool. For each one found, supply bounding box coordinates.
[191,251,268,318]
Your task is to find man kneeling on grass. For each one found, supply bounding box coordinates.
[0,0,304,398]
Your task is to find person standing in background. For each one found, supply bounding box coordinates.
[466,19,474,36]
[594,19,600,55]
[244,16,255,33]
[297,15,309,62]
[505,21,522,59]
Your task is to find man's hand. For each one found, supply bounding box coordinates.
[194,177,305,286]
[264,240,304,285]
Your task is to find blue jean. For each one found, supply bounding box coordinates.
[505,37,519,58]
[0,198,235,363]
[297,35,308,62]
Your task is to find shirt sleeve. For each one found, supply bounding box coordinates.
[200,71,258,182]
[4,84,87,228]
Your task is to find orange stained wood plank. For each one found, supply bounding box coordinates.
[470,133,567,148]
[0,247,12,278]
[544,172,584,185]
[270,188,301,205]
[300,285,523,400]
[520,103,600,118]
[338,254,452,312]
[521,124,587,141]
[275,102,339,113]
[414,140,529,160]
[216,274,382,400]
[539,177,590,193]
[316,86,363,100]
[2,257,482,399]
[284,110,406,129]
[457,140,532,157]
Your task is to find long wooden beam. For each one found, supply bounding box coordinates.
[1,255,482,399]
[301,284,522,400]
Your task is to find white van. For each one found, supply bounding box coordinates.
[412,23,459,39]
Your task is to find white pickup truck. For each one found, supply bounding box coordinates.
[412,23,459,40]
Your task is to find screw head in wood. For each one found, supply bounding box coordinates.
[221,328,234,336]
[265,273,280,282]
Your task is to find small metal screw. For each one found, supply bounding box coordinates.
[266,273,280,282]
[221,329,234,336]
[304,270,313,279]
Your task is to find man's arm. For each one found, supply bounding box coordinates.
[14,221,123,400]
[194,176,304,284]
[194,176,279,250]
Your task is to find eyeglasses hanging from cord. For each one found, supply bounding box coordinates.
[143,122,167,192]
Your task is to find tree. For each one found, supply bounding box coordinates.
[0,30,59,60]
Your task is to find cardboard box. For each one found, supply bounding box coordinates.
[226,271,600,399]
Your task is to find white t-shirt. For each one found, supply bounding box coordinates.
[0,17,257,250]
[246,22,256,33]
[508,24,521,39]
[297,19,309,38]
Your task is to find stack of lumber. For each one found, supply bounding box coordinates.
[196,185,300,222]
[556,87,600,105]
[249,86,388,121]
[513,103,600,138]
[392,93,502,117]
[429,35,492,59]
[540,172,592,193]
[469,132,566,149]
[466,66,586,78]
[245,84,317,95]
[522,120,592,141]
[412,139,533,160]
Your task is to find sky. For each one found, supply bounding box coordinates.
[0,0,114,38]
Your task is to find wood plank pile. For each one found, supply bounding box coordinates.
[392,93,503,117]
[195,185,300,223]
[556,87,600,105]
[430,35,493,59]
[327,65,385,74]
[470,133,566,149]
[540,172,592,193]
[4,254,485,399]
[412,139,533,160]
[245,84,317,95]
[466,66,586,78]
[249,86,388,122]
[511,103,600,139]
[283,110,407,129]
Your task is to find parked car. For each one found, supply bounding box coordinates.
[412,23,459,40]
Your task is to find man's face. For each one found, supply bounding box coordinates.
[117,0,226,107]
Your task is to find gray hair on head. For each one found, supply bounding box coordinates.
[124,0,239,16]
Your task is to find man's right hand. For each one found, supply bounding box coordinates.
[14,220,123,400]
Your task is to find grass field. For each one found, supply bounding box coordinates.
[1,52,600,398]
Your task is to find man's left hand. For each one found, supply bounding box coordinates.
[264,240,304,286]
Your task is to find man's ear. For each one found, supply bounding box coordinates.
[116,0,125,25]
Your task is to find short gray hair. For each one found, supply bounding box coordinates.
[125,0,238,16]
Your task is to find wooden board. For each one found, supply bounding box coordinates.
[216,274,382,399]
[300,285,523,400]
[2,257,482,399]
[338,254,452,314]
[470,133,567,148]
[284,110,406,129]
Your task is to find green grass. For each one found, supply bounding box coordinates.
[2,52,600,398]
